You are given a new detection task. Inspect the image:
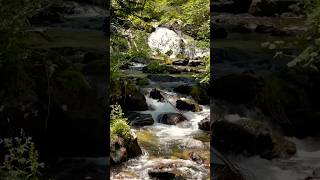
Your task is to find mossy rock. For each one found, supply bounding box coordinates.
[136,77,149,86]
[110,78,148,112]
[191,85,210,105]
[56,68,90,92]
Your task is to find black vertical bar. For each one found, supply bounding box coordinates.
[105,0,111,179]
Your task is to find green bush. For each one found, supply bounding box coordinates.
[110,105,131,143]
[143,61,165,74]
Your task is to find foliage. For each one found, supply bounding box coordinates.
[193,56,210,84]
[143,61,168,74]
[287,0,320,71]
[0,132,44,180]
[0,0,50,62]
[181,0,210,40]
[127,30,151,58]
[110,104,131,143]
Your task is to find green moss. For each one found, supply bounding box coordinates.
[143,61,168,74]
[136,78,149,86]
[193,132,210,142]
[190,85,209,104]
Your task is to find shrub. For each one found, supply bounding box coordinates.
[143,61,168,74]
[0,131,44,180]
[110,105,131,143]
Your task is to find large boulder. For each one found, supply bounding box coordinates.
[157,113,188,125]
[176,100,200,112]
[125,87,148,111]
[110,79,148,112]
[127,112,154,126]
[176,100,195,111]
[212,118,296,159]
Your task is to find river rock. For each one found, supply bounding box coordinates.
[148,171,177,179]
[212,119,272,156]
[127,112,154,126]
[191,85,210,105]
[150,89,164,101]
[176,100,197,112]
[189,152,203,164]
[198,117,210,131]
[188,60,204,67]
[173,84,193,94]
[110,136,127,164]
[157,113,188,125]
[172,59,189,66]
[125,86,148,111]
[110,131,142,164]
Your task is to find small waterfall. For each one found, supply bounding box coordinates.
[148,27,209,59]
[111,87,210,179]
[148,27,183,58]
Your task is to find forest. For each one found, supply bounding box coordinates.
[0,0,320,179]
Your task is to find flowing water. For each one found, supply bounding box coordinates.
[233,137,320,180]
[111,84,210,180]
[148,27,209,59]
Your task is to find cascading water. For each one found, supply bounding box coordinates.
[148,27,209,59]
[111,83,210,179]
[233,137,320,180]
